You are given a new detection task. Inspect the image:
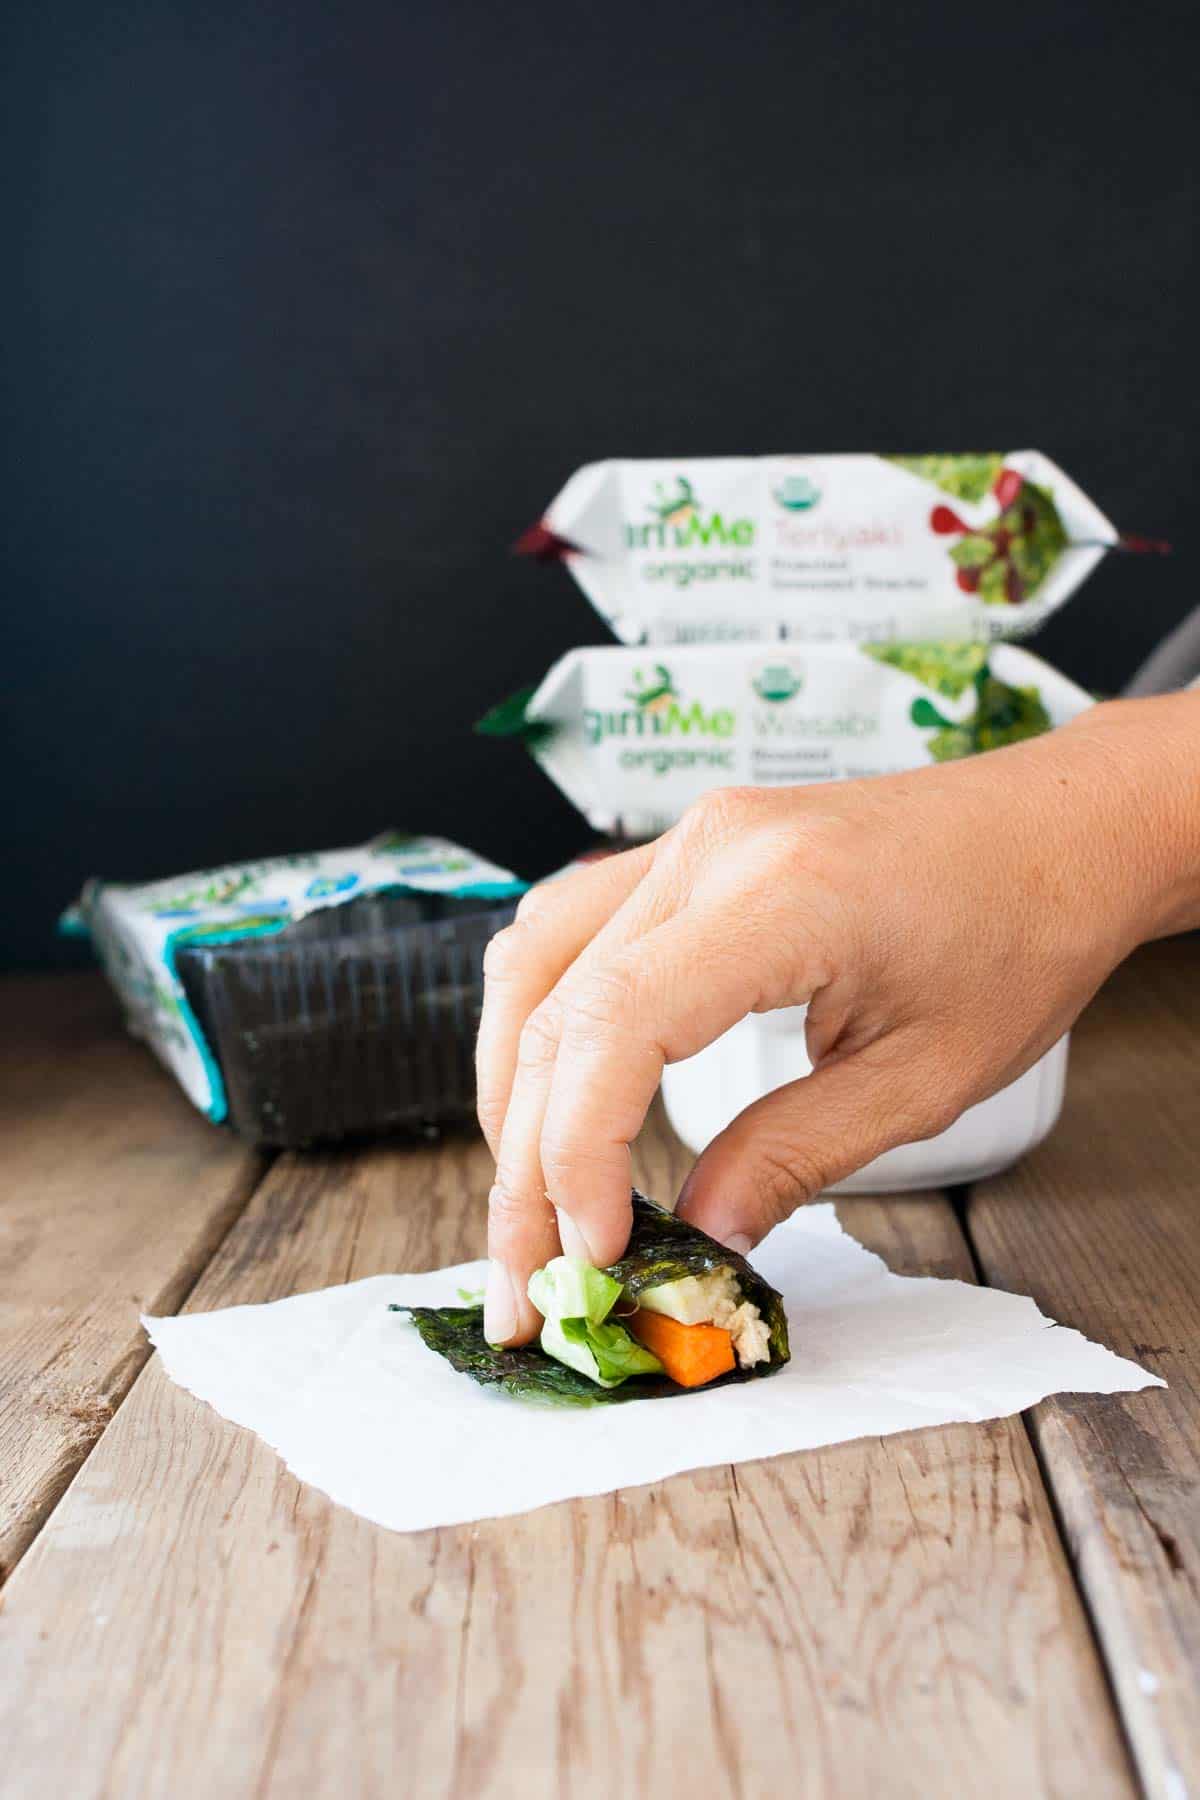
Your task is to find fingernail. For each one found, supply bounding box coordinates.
[722,1232,754,1257]
[555,1206,594,1264]
[484,1260,518,1345]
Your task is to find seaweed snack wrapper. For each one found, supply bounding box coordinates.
[62,833,524,1126]
[481,641,1091,839]
[517,451,1145,645]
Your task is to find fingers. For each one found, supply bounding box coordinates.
[487,890,813,1344]
[481,847,656,1346]
[484,867,685,1346]
[537,911,771,1257]
[676,1034,964,1246]
[484,992,573,1345]
[476,846,653,1157]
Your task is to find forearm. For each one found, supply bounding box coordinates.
[1048,691,1200,945]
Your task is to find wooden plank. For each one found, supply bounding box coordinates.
[0,972,265,1580]
[968,934,1200,1800]
[0,1102,1132,1798]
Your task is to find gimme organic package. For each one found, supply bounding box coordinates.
[493,450,1165,834]
[517,451,1140,645]
[481,640,1093,839]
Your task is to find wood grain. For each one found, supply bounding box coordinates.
[0,1099,1132,1798]
[968,935,1200,1800]
[0,973,265,1580]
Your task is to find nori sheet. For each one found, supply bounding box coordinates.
[394,1191,790,1407]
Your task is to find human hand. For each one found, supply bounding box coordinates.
[475,693,1200,1345]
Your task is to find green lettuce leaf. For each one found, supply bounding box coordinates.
[947,480,1068,605]
[914,667,1051,763]
[542,1315,663,1386]
[969,675,1051,751]
[527,1256,622,1325]
[887,453,1003,503]
[862,641,989,701]
[528,1256,662,1387]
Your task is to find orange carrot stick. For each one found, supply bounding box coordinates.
[628,1309,736,1388]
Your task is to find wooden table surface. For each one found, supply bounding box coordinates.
[1,941,1197,1800]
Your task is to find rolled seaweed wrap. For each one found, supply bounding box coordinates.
[395,1192,789,1406]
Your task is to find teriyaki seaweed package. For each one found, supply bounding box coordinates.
[517,451,1155,645]
[480,642,1092,839]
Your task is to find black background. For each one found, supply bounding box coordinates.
[6,0,1196,969]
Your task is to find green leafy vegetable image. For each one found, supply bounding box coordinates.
[948,479,1067,607]
[475,685,558,749]
[395,1193,790,1407]
[889,460,1070,606]
[862,641,989,701]
[887,453,1004,504]
[911,667,1052,763]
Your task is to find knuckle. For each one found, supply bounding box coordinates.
[482,921,525,981]
[677,785,757,849]
[905,1086,969,1143]
[749,1139,828,1229]
[486,1178,531,1241]
[869,1051,974,1147]
[538,1131,581,1193]
[515,1000,563,1074]
[539,1122,611,1187]
[475,1089,507,1146]
[513,882,558,931]
[562,959,639,1040]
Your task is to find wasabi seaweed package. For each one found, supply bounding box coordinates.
[479,641,1092,838]
[518,451,1158,645]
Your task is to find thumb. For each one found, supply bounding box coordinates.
[675,1039,950,1248]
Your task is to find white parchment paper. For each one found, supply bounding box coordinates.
[144,1204,1162,1534]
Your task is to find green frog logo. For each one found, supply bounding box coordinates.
[626,476,755,553]
[752,662,804,703]
[772,474,821,512]
[647,477,700,527]
[625,662,679,716]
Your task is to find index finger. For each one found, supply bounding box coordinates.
[538,891,813,1266]
[475,846,652,1155]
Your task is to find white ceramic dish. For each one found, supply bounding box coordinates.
[661,1006,1069,1192]
[660,645,1091,1193]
